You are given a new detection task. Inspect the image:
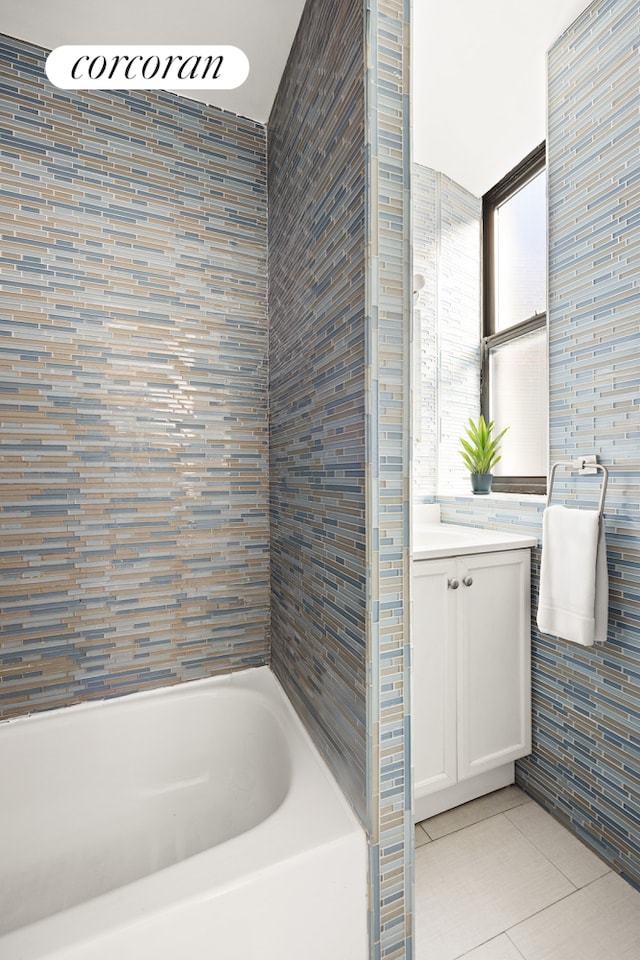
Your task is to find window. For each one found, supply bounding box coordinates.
[482,142,548,495]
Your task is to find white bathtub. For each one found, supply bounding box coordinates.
[0,666,367,959]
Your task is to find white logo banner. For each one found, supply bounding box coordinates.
[46,45,249,90]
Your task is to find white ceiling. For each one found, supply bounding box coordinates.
[0,0,307,124]
[2,0,591,191]
[412,0,593,196]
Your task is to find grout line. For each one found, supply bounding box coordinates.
[505,881,591,938]
[509,792,615,877]
[504,802,613,892]
[503,808,580,890]
[414,823,432,848]
[417,809,620,959]
[457,878,623,960]
[504,929,529,960]
[422,808,508,843]
[418,811,581,955]
[451,931,528,960]
[419,795,533,843]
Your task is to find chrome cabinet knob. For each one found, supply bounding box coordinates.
[447,578,460,590]
[463,576,473,587]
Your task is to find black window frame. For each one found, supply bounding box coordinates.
[481,141,547,496]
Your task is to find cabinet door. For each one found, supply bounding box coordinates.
[457,549,531,780]
[412,558,458,796]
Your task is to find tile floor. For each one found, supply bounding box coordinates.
[415,786,640,960]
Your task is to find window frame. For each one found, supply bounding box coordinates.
[481,141,547,496]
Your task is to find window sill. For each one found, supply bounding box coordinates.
[436,490,547,506]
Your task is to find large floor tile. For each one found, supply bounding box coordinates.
[505,800,610,889]
[458,934,526,960]
[509,871,640,960]
[415,813,575,960]
[420,786,530,841]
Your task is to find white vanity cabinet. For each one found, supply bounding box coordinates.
[412,523,535,823]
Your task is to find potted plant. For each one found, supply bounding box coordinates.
[459,415,508,494]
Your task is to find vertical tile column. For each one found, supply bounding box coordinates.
[365,1,413,956]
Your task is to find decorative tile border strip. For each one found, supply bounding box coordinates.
[365,1,413,956]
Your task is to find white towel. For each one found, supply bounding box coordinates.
[537,504,608,646]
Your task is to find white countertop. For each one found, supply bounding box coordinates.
[413,522,537,561]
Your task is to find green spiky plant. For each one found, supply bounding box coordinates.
[459,415,508,476]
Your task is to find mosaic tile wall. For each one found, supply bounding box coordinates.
[0,36,270,720]
[268,0,368,821]
[522,0,640,888]
[426,0,640,889]
[269,0,413,955]
[412,165,481,498]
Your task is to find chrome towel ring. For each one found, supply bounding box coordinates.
[546,459,608,516]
